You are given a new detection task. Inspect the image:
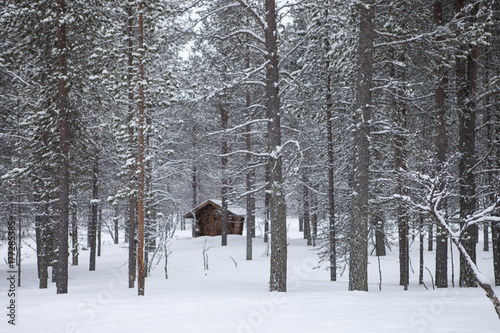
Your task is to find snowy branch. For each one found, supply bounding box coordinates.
[212,29,265,44]
[399,172,500,319]
[374,32,436,48]
[207,118,271,136]
[234,0,266,30]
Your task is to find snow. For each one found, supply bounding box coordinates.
[2,219,500,333]
[202,199,247,217]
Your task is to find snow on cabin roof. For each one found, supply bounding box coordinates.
[209,199,246,216]
[184,199,246,218]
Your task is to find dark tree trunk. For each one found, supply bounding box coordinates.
[325,8,336,279]
[310,187,318,247]
[127,3,136,290]
[484,223,490,252]
[56,0,69,294]
[391,50,409,290]
[490,0,500,286]
[50,192,58,284]
[114,204,119,245]
[302,172,311,246]
[419,215,424,285]
[89,156,98,271]
[220,103,229,247]
[428,223,434,251]
[349,0,374,292]
[71,203,78,266]
[137,0,146,296]
[264,166,270,244]
[456,0,478,288]
[35,210,49,289]
[192,163,197,238]
[373,213,386,256]
[97,205,102,257]
[246,81,254,260]
[265,0,287,292]
[494,222,500,285]
[434,0,448,289]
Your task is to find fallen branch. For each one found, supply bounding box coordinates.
[398,173,500,318]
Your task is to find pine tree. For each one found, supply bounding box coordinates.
[349,0,374,292]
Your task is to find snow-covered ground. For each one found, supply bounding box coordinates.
[2,219,500,333]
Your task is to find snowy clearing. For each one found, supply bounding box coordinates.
[2,219,500,333]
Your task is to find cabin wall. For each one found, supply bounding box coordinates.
[196,206,244,237]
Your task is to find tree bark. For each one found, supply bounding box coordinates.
[89,156,98,271]
[220,102,229,247]
[56,0,69,294]
[349,0,374,292]
[456,0,478,288]
[245,76,254,260]
[136,0,146,296]
[114,204,119,245]
[265,0,287,292]
[97,205,102,257]
[434,0,448,289]
[325,7,336,279]
[434,1,449,288]
[490,0,500,286]
[419,215,424,285]
[302,172,311,246]
[391,49,409,290]
[192,163,197,237]
[264,166,270,244]
[310,186,318,247]
[373,213,386,256]
[127,2,136,290]
[71,202,78,266]
[35,205,49,289]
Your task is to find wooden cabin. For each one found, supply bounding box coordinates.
[183,199,245,237]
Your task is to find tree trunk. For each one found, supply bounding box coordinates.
[302,172,311,246]
[127,3,136,290]
[490,0,500,286]
[192,163,197,237]
[325,5,336,280]
[246,81,254,260]
[419,215,424,285]
[456,0,478,288]
[310,187,318,247]
[89,156,98,271]
[97,205,102,257]
[35,210,49,289]
[428,223,434,251]
[56,0,69,294]
[373,213,386,256]
[434,0,448,289]
[220,102,229,247]
[264,166,270,244]
[114,204,119,245]
[71,203,78,266]
[492,99,500,286]
[392,49,409,290]
[349,0,374,292]
[265,0,287,292]
[137,0,146,296]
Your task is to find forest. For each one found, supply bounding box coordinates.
[1,0,500,329]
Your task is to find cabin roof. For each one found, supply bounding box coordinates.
[183,199,246,219]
